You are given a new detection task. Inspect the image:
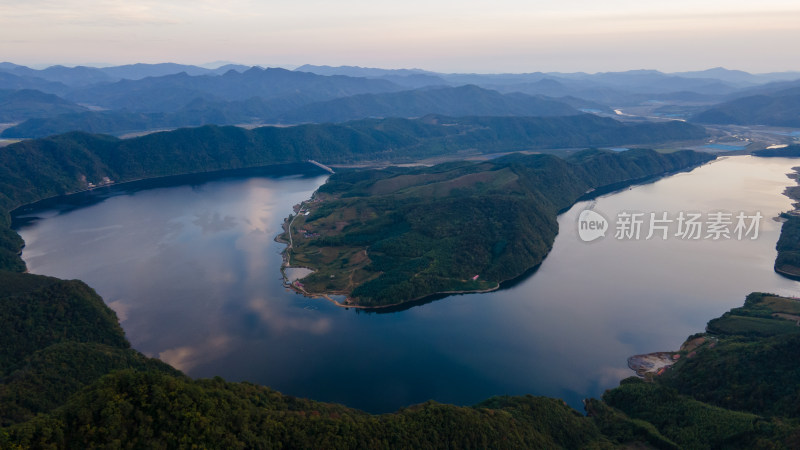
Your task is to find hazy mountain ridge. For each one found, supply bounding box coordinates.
[0,89,88,123]
[0,62,251,86]
[691,87,800,127]
[2,61,799,140]
[3,85,587,138]
[0,113,703,275]
[61,67,403,112]
[277,85,581,123]
[0,71,71,96]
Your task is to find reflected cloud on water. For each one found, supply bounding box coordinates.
[192,212,238,234]
[159,335,234,372]
[247,297,333,336]
[12,159,800,413]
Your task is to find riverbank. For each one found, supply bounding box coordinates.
[773,166,800,280]
[6,152,800,448]
[278,198,504,309]
[627,336,717,378]
[276,149,715,308]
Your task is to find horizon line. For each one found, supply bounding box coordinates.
[5,61,800,77]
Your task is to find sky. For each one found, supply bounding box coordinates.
[2,0,799,73]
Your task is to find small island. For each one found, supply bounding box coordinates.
[280,149,715,308]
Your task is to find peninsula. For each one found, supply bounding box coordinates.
[280,148,715,308]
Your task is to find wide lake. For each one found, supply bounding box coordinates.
[13,156,800,413]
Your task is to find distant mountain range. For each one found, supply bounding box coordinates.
[2,85,588,138]
[254,85,581,123]
[61,67,402,112]
[294,65,800,102]
[692,86,800,127]
[0,71,70,96]
[0,115,706,193]
[1,61,799,138]
[0,62,251,87]
[0,90,87,123]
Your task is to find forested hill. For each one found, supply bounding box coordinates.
[276,84,580,123]
[0,85,584,138]
[0,270,620,448]
[0,114,704,214]
[0,115,702,275]
[691,88,800,127]
[752,144,800,158]
[2,108,800,446]
[5,269,800,447]
[284,149,715,307]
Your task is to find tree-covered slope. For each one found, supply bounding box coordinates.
[3,119,800,446]
[752,144,800,158]
[0,271,177,427]
[0,115,704,205]
[0,261,616,449]
[2,85,584,138]
[691,88,800,127]
[596,293,800,449]
[0,89,87,122]
[284,149,714,307]
[0,266,616,447]
[2,111,187,139]
[599,378,798,449]
[0,342,179,426]
[0,115,704,280]
[0,272,129,372]
[4,290,800,448]
[3,371,614,449]
[748,157,800,280]
[0,252,618,449]
[774,213,800,280]
[277,84,580,123]
[63,67,402,112]
[662,293,800,418]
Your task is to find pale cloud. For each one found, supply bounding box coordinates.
[1,0,799,72]
[1,0,173,26]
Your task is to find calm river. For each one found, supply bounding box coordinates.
[13,156,800,412]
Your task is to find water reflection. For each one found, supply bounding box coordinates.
[13,156,800,413]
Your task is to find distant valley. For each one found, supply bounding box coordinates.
[2,62,800,144]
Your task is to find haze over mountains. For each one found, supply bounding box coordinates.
[692,82,800,127]
[1,62,799,138]
[0,62,252,86]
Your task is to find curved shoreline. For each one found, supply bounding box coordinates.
[277,196,508,309]
[292,283,503,311]
[10,162,328,224]
[775,266,800,281]
[769,164,800,282]
[276,157,717,311]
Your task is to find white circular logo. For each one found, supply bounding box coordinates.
[578,209,608,242]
